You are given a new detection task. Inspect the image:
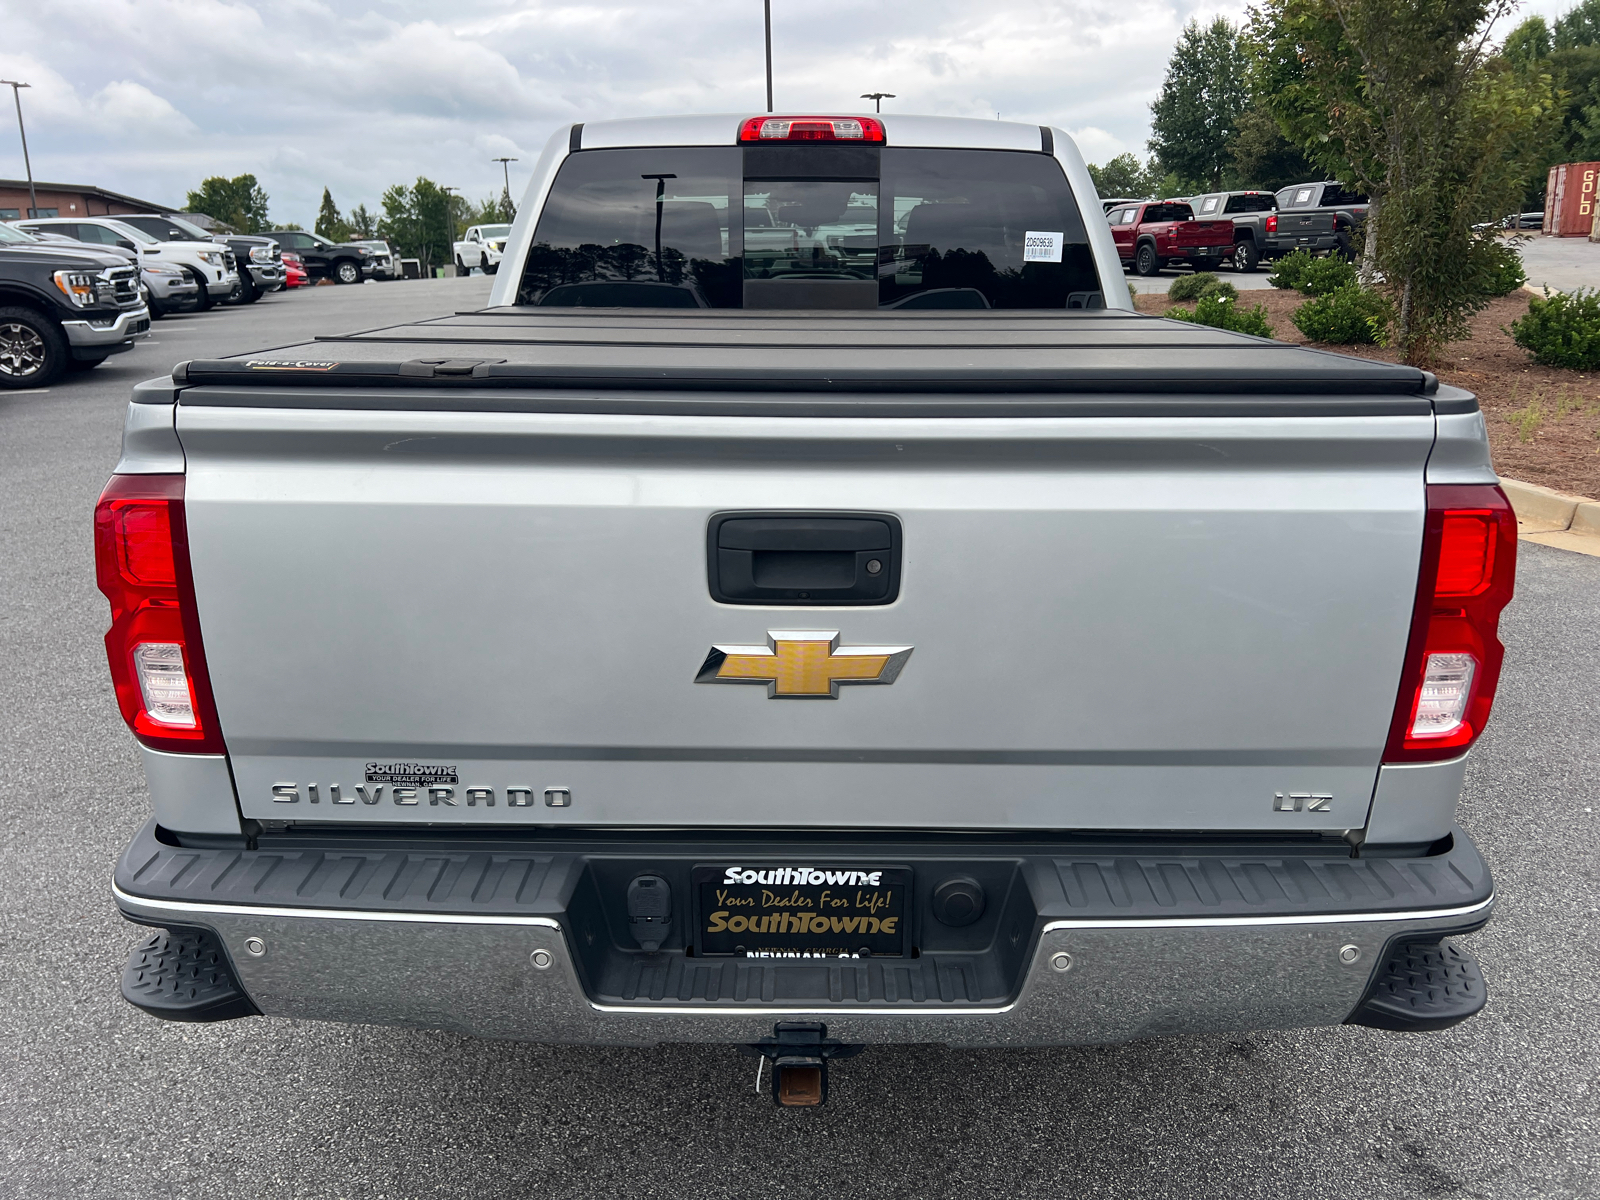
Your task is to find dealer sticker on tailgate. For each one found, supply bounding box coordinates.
[693,864,910,958]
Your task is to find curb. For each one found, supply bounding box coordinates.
[1499,478,1600,558]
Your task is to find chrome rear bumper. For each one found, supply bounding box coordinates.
[114,885,1490,1047]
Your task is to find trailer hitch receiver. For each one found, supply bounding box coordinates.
[740,1022,864,1107]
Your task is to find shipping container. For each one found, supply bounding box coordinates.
[1543,162,1600,237]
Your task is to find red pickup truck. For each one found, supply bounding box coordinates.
[1105,200,1237,277]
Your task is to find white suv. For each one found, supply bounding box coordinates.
[453,224,511,275]
[14,217,239,311]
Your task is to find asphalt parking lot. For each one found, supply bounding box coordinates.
[2,280,1597,1199]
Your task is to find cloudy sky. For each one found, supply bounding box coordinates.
[1,0,1577,226]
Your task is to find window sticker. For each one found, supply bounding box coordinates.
[1023,230,1064,263]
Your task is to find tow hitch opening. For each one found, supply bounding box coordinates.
[741,1022,864,1107]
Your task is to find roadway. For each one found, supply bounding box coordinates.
[1,278,1595,1198]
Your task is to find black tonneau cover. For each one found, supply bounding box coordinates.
[169,308,1460,417]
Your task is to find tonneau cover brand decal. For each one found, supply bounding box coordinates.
[244,359,338,370]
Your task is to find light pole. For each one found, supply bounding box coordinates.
[491,156,518,218]
[441,185,459,274]
[860,92,894,114]
[0,80,36,217]
[761,1,774,112]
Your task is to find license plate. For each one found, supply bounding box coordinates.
[693,864,911,958]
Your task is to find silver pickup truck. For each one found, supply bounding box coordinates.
[103,114,1513,1107]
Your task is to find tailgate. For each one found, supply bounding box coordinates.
[1176,221,1237,246]
[175,367,1434,835]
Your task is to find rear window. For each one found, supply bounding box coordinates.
[1142,203,1193,222]
[1197,196,1221,215]
[517,145,1102,310]
[1224,194,1275,214]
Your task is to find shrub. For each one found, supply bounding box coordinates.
[1198,278,1238,303]
[1509,288,1600,370]
[1292,285,1391,345]
[1480,239,1527,296]
[1267,248,1316,289]
[1168,293,1275,338]
[1295,254,1358,296]
[1168,271,1220,302]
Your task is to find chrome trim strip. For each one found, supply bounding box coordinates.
[591,1001,1017,1016]
[112,884,561,929]
[1042,896,1492,933]
[116,883,1489,935]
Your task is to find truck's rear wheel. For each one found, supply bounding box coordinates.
[1135,243,1162,276]
[0,307,69,388]
[1233,240,1259,273]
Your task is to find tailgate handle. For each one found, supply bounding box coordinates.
[707,513,901,606]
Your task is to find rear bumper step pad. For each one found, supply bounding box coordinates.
[121,927,259,1023]
[1346,938,1487,1032]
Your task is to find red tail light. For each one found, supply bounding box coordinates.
[1383,484,1517,763]
[738,116,885,143]
[1265,214,1278,233]
[94,474,225,753]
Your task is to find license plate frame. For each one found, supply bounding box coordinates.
[692,864,912,959]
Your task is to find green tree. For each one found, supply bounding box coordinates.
[1148,18,1252,190]
[1087,153,1154,197]
[1504,14,1553,67]
[185,174,271,233]
[1251,0,1559,363]
[1227,100,1319,190]
[314,187,353,242]
[500,186,517,221]
[1555,0,1600,48]
[347,203,377,240]
[376,178,454,271]
[1551,0,1600,161]
[460,194,513,234]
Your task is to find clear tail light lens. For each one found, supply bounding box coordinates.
[94,474,225,753]
[1383,485,1517,762]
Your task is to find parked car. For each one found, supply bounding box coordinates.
[269,230,375,284]
[349,239,396,279]
[1484,212,1548,232]
[281,252,308,288]
[453,224,511,274]
[13,216,238,310]
[13,223,202,317]
[140,260,202,317]
[1103,199,1236,275]
[1273,181,1370,259]
[115,214,285,304]
[1185,190,1282,272]
[105,114,1508,1108]
[1097,196,1145,214]
[0,220,148,386]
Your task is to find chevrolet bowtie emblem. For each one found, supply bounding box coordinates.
[696,631,913,699]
